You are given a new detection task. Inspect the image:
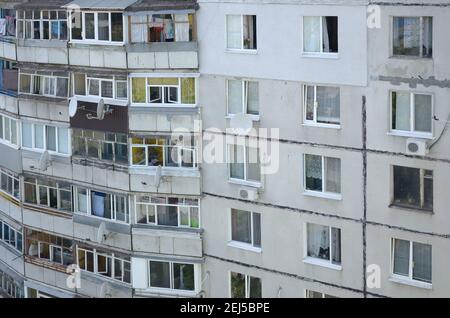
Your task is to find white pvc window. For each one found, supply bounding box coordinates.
[303,16,338,54]
[227,80,259,115]
[0,220,22,253]
[0,114,18,146]
[228,144,261,183]
[148,260,196,291]
[230,272,262,298]
[303,85,340,126]
[306,223,341,265]
[0,168,20,199]
[69,11,124,43]
[226,15,257,50]
[21,122,69,155]
[19,73,69,98]
[304,154,341,196]
[230,209,261,248]
[23,177,72,212]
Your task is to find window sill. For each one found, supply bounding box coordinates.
[226,114,260,121]
[301,52,339,59]
[228,178,262,189]
[302,122,341,130]
[389,203,433,215]
[228,241,262,253]
[303,191,342,201]
[225,48,258,55]
[303,257,342,271]
[389,55,433,61]
[387,131,433,140]
[389,275,432,290]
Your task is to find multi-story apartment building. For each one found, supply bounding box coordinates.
[0,0,448,298]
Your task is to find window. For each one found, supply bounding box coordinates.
[303,16,338,54]
[74,187,129,223]
[74,73,128,101]
[0,115,18,146]
[303,85,340,126]
[230,209,261,249]
[393,17,432,58]
[69,11,123,43]
[230,272,261,298]
[227,80,259,116]
[0,270,24,298]
[393,166,433,211]
[77,246,130,283]
[0,220,22,252]
[306,223,341,266]
[131,77,196,106]
[130,13,194,43]
[391,92,432,136]
[226,15,257,50]
[0,168,20,199]
[16,10,67,40]
[24,177,72,212]
[19,73,69,98]
[304,154,341,197]
[305,290,337,298]
[73,129,128,164]
[0,59,18,97]
[21,122,69,155]
[131,136,197,168]
[25,229,73,265]
[228,145,260,183]
[391,238,432,284]
[0,9,16,37]
[148,260,195,291]
[135,195,200,228]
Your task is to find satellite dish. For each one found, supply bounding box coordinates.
[229,113,253,135]
[99,282,112,298]
[69,97,78,117]
[154,165,162,188]
[38,151,51,171]
[96,222,107,243]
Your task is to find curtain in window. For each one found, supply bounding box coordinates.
[245,81,259,115]
[22,122,32,148]
[303,16,320,52]
[249,276,262,298]
[422,17,432,57]
[316,86,340,124]
[305,154,322,191]
[227,15,241,49]
[230,272,245,298]
[230,144,244,179]
[85,13,95,39]
[92,191,106,217]
[305,86,315,121]
[393,92,410,131]
[322,17,329,52]
[307,223,329,260]
[157,205,178,226]
[247,147,260,182]
[252,213,261,248]
[393,17,420,56]
[231,209,251,244]
[331,228,341,264]
[414,94,432,133]
[174,14,189,42]
[243,15,256,49]
[325,157,341,193]
[412,242,432,283]
[0,18,6,36]
[228,80,242,114]
[393,239,410,276]
[131,15,147,43]
[46,126,56,151]
[181,78,195,104]
[131,78,146,103]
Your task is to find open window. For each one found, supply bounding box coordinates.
[226,15,257,50]
[303,16,338,54]
[227,80,259,116]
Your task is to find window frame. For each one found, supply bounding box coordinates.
[147,260,197,292]
[0,220,23,253]
[229,209,261,252]
[0,168,20,199]
[225,14,257,52]
[73,186,129,224]
[16,10,68,40]
[302,84,341,128]
[302,16,339,57]
[229,271,262,298]
[227,144,261,186]
[23,177,72,212]
[391,16,433,58]
[134,195,200,229]
[0,114,19,148]
[68,10,124,45]
[389,91,434,139]
[19,71,69,98]
[304,222,342,270]
[21,122,70,156]
[226,79,259,117]
[390,238,432,287]
[303,154,342,200]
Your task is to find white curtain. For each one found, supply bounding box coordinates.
[403,17,420,50]
[422,17,432,57]
[227,15,241,49]
[393,239,410,276]
[322,17,329,52]
[303,16,320,53]
[414,94,432,133]
[77,190,88,213]
[316,86,340,124]
[174,14,190,42]
[394,92,410,131]
[245,81,259,115]
[307,223,329,260]
[131,15,147,43]
[325,157,341,194]
[412,242,432,282]
[305,154,322,180]
[228,80,243,114]
[331,227,341,264]
[92,192,105,217]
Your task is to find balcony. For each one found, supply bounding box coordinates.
[69,44,127,69]
[22,205,73,237]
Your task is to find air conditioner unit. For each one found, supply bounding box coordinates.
[406,138,428,156]
[239,188,259,201]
